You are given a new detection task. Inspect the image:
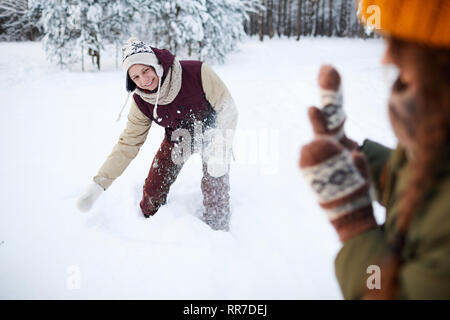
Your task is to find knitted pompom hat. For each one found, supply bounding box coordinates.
[358,0,450,48]
[122,37,164,90]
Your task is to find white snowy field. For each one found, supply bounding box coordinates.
[0,37,397,299]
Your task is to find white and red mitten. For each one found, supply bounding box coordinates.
[308,65,358,150]
[299,137,377,242]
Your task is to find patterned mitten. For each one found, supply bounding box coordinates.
[308,65,358,150]
[299,137,377,242]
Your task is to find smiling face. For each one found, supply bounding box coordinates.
[128,64,159,91]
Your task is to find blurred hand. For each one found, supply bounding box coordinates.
[308,65,359,150]
[299,137,377,242]
[76,182,104,213]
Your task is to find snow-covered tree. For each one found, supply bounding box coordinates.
[199,0,261,63]
[36,0,260,69]
[39,0,78,69]
[37,0,145,70]
[245,0,378,40]
[100,0,155,68]
[140,0,260,64]
[76,0,105,70]
[140,0,207,57]
[0,0,41,41]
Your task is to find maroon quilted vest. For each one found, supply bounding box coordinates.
[133,48,216,141]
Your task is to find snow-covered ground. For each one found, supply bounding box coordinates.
[0,37,397,299]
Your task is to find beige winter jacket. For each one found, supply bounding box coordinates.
[93,64,238,190]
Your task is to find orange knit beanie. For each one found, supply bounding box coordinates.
[357,0,450,48]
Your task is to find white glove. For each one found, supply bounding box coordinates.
[76,182,104,212]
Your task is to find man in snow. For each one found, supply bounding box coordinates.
[77,37,238,231]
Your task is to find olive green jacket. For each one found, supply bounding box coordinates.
[335,139,450,299]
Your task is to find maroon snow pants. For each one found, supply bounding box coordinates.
[139,138,230,230]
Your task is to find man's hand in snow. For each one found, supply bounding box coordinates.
[76,182,104,212]
[308,64,358,150]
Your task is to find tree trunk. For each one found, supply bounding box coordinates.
[258,3,265,42]
[282,0,288,36]
[253,12,258,35]
[115,42,119,70]
[81,43,84,72]
[96,46,100,71]
[338,0,346,37]
[321,0,326,36]
[277,0,283,37]
[296,0,303,40]
[328,0,333,37]
[267,0,274,38]
[314,0,320,37]
[286,0,293,37]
